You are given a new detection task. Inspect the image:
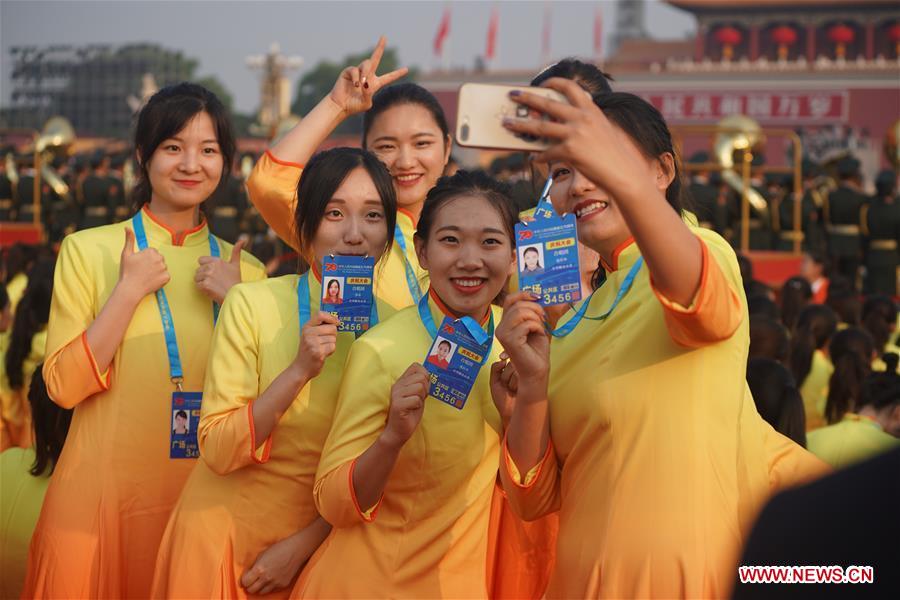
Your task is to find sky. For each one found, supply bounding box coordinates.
[1,0,696,114]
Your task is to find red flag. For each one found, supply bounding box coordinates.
[541,5,552,61]
[593,6,603,59]
[486,7,499,61]
[434,8,451,57]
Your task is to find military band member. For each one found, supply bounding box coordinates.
[862,170,900,296]
[824,156,866,286]
[79,151,114,230]
[108,154,129,223]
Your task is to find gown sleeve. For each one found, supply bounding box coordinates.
[313,337,394,527]
[245,151,304,251]
[498,435,562,521]
[197,284,271,474]
[42,236,111,409]
[650,233,744,348]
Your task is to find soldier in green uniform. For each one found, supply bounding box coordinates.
[0,147,15,221]
[13,154,53,226]
[108,153,129,222]
[862,170,900,296]
[772,173,818,253]
[687,151,719,232]
[45,156,80,243]
[208,162,248,244]
[824,155,866,288]
[79,150,113,230]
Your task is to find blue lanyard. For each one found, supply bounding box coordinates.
[296,271,379,332]
[548,257,644,338]
[394,223,423,304]
[417,291,494,362]
[132,210,220,389]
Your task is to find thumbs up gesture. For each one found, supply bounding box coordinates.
[195,238,247,303]
[118,227,170,302]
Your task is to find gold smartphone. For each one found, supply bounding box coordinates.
[455,83,568,152]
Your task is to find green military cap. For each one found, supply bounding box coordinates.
[688,151,710,164]
[764,172,783,186]
[110,154,127,169]
[801,158,821,178]
[836,155,860,177]
[750,153,766,167]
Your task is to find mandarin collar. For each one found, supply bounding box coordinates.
[139,206,210,247]
[599,237,638,273]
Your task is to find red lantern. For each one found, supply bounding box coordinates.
[889,23,900,57]
[715,26,742,60]
[771,25,797,60]
[827,23,855,59]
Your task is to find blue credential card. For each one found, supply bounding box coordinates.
[515,204,582,306]
[169,391,202,459]
[424,317,490,410]
[321,255,376,334]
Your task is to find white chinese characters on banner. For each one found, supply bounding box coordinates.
[640,92,847,123]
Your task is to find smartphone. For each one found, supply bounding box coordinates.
[455,83,569,152]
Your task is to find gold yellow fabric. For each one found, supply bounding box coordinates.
[807,413,900,469]
[292,298,504,598]
[499,228,829,599]
[152,273,395,598]
[23,208,265,599]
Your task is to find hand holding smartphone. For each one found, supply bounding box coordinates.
[455,83,569,152]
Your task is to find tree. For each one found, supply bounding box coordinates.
[290,45,415,136]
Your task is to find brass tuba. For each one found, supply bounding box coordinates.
[713,114,769,218]
[885,118,900,171]
[35,116,76,200]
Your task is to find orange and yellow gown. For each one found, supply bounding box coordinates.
[500,229,829,599]
[152,272,395,598]
[22,207,264,598]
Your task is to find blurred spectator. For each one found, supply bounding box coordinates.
[780,276,812,331]
[0,367,73,600]
[807,355,900,469]
[799,250,830,304]
[736,253,773,300]
[825,276,860,326]
[748,294,779,321]
[824,155,865,287]
[824,327,875,425]
[861,295,898,360]
[733,448,900,600]
[1,257,54,450]
[789,305,838,431]
[749,316,789,364]
[747,358,807,447]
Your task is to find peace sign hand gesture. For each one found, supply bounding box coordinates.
[329,36,409,117]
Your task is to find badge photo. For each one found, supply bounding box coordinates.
[320,255,377,335]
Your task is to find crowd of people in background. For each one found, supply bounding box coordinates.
[0,40,897,600]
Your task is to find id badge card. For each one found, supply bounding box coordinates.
[515,204,582,306]
[170,391,202,459]
[423,317,490,410]
[321,255,376,335]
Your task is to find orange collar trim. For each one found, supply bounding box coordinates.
[600,237,636,272]
[428,288,490,326]
[264,149,305,170]
[141,205,207,246]
[310,261,323,284]
[397,207,418,228]
[843,413,884,430]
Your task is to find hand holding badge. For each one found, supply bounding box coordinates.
[515,176,582,306]
[321,255,378,336]
[419,295,494,411]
